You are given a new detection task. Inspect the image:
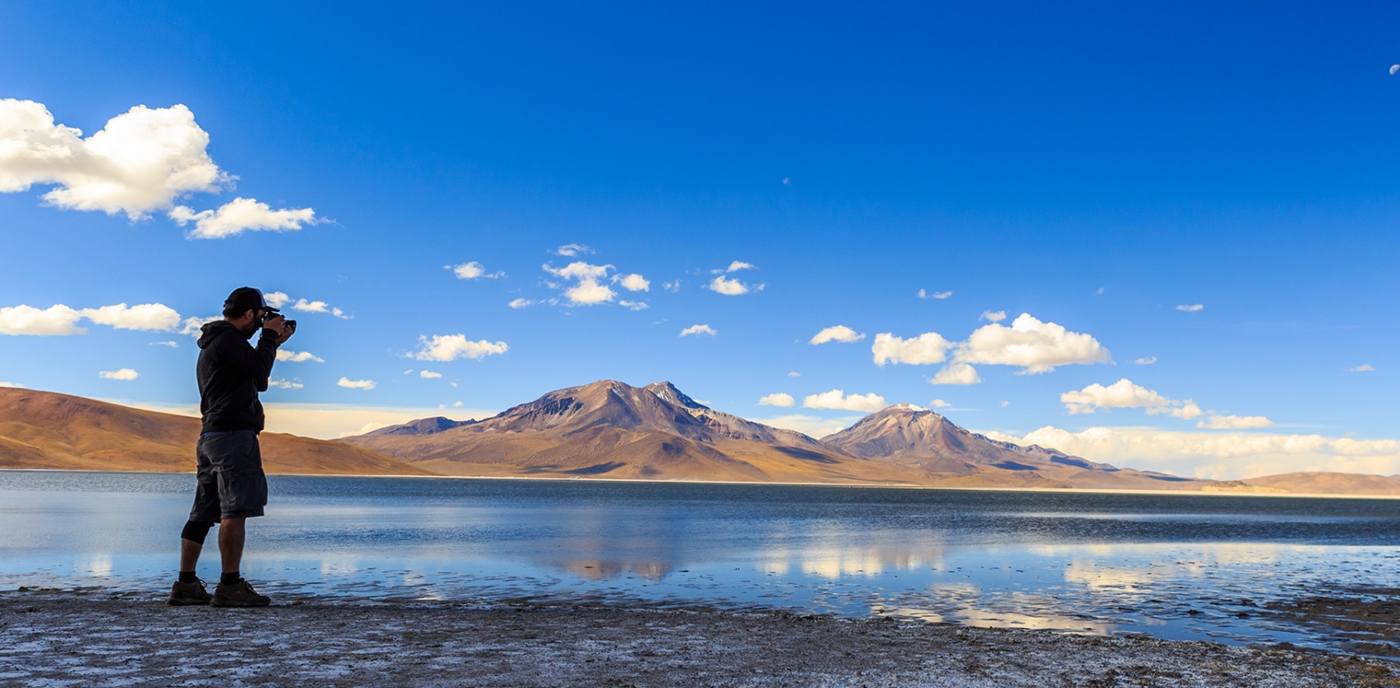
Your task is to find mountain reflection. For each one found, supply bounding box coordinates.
[559,560,671,580]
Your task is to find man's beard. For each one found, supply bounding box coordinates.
[239,320,260,340]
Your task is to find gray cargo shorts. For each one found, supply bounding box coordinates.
[189,429,268,521]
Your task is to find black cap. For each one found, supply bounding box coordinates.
[224,287,278,314]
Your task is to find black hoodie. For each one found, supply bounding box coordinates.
[196,321,281,433]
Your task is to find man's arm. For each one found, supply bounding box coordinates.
[214,326,281,388]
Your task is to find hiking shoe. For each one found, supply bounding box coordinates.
[167,578,213,606]
[210,578,271,608]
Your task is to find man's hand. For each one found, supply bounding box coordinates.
[262,314,293,344]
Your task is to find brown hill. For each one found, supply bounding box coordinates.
[823,404,1205,491]
[1238,472,1400,496]
[0,388,432,476]
[343,380,929,484]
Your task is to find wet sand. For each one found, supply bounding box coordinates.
[2,589,1396,687]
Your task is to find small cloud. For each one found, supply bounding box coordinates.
[781,177,790,185]
[1391,64,1399,76]
[544,261,617,305]
[1134,356,1158,365]
[707,275,751,296]
[721,261,756,273]
[403,369,413,375]
[680,324,717,337]
[930,363,981,385]
[979,310,1006,323]
[929,399,951,408]
[662,281,681,292]
[171,197,322,240]
[1198,414,1274,430]
[0,381,27,388]
[420,370,442,379]
[1176,304,1204,312]
[1096,287,1105,295]
[277,350,324,363]
[99,368,139,381]
[918,289,952,300]
[1346,364,1375,372]
[613,273,650,291]
[619,300,649,311]
[802,389,888,412]
[810,325,865,345]
[80,303,181,331]
[872,332,952,366]
[787,371,801,377]
[270,378,303,390]
[150,341,179,348]
[758,393,795,407]
[999,400,1010,407]
[554,243,593,257]
[447,261,504,280]
[337,377,376,391]
[452,401,463,407]
[264,292,291,308]
[412,334,509,361]
[508,298,535,309]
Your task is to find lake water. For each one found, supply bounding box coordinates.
[3,470,1398,652]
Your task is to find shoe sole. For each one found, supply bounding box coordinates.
[167,597,212,606]
[210,597,270,608]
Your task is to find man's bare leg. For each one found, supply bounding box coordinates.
[219,516,245,576]
[180,537,202,573]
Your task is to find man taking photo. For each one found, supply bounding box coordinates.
[168,287,294,607]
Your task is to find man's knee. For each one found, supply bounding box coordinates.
[180,520,217,545]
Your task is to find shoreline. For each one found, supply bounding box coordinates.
[2,590,1395,687]
[5,466,1400,500]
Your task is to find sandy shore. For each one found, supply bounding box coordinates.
[2,590,1396,687]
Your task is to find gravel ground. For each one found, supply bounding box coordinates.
[1,589,1397,687]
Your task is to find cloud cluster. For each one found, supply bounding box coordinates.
[802,389,888,412]
[706,262,762,295]
[1060,378,1271,429]
[873,314,1109,382]
[1,302,183,336]
[447,261,505,280]
[0,99,319,239]
[412,334,509,361]
[679,324,717,337]
[810,325,864,345]
[982,426,1399,480]
[544,261,621,305]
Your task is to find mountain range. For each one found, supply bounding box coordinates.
[2,382,1397,496]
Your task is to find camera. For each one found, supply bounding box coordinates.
[262,311,296,333]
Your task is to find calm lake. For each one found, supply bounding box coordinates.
[3,470,1398,652]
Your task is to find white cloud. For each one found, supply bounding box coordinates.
[419,370,442,379]
[787,371,801,377]
[872,332,952,366]
[717,261,755,273]
[981,425,1400,480]
[810,325,865,345]
[619,300,649,311]
[930,363,981,385]
[264,292,291,308]
[337,378,376,391]
[99,368,139,381]
[554,243,593,257]
[955,313,1111,374]
[180,315,220,337]
[918,289,952,300]
[1198,414,1274,430]
[1176,304,1204,312]
[1346,364,1375,372]
[707,275,752,296]
[170,197,321,240]
[929,399,951,408]
[544,261,617,305]
[1000,400,1010,407]
[292,299,329,314]
[1061,378,1203,419]
[150,341,179,348]
[979,310,1006,323]
[412,334,509,361]
[0,99,226,219]
[613,273,650,291]
[270,378,303,390]
[508,298,535,309]
[277,350,324,363]
[802,389,888,412]
[447,261,504,280]
[0,304,85,336]
[80,303,181,331]
[0,381,26,388]
[680,324,717,337]
[662,281,681,292]
[1134,356,1158,365]
[758,393,795,407]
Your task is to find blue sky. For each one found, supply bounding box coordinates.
[1,2,1397,478]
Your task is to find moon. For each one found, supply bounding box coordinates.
[1390,64,1399,75]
